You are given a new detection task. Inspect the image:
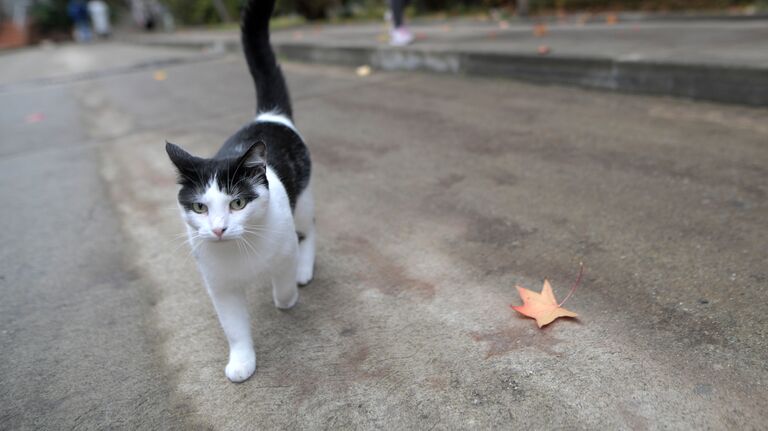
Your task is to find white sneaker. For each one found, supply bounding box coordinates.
[390,28,414,46]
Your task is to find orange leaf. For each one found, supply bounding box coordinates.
[511,280,577,328]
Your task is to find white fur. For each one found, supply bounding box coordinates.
[255,111,301,137]
[182,167,314,383]
[294,179,315,285]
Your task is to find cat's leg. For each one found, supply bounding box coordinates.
[271,244,300,309]
[294,186,315,286]
[206,283,256,382]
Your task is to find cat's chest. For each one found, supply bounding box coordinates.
[194,240,273,280]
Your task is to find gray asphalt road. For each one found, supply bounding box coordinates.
[1,42,766,429]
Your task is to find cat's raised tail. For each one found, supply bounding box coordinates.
[241,0,293,119]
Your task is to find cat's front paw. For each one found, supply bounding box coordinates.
[225,350,256,383]
[274,288,299,310]
[296,263,314,286]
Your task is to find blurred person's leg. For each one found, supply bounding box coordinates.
[74,20,92,42]
[391,0,408,27]
[389,0,413,46]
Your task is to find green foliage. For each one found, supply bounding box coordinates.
[29,0,71,34]
[276,0,760,18]
[404,0,756,12]
[164,0,763,25]
[291,0,339,20]
[523,0,754,12]
[163,0,244,25]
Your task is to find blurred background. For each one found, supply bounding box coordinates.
[2,0,767,47]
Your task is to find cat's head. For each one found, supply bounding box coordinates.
[165,141,269,242]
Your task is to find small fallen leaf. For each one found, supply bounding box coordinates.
[498,20,509,29]
[25,112,45,124]
[292,31,304,40]
[606,13,618,25]
[153,70,167,81]
[511,264,582,328]
[355,65,371,77]
[537,45,551,55]
[512,280,577,327]
[377,33,388,43]
[533,23,548,37]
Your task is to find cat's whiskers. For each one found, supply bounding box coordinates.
[182,236,206,265]
[242,224,285,236]
[241,240,257,261]
[241,226,275,235]
[167,233,201,255]
[170,231,192,241]
[241,229,277,247]
[239,236,261,260]
[235,237,246,258]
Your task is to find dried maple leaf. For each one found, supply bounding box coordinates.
[533,23,548,37]
[511,264,582,328]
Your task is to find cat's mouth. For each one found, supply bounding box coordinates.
[208,236,234,243]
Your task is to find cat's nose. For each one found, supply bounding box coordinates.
[212,227,227,238]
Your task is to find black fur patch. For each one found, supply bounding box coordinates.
[219,122,310,210]
[166,142,268,211]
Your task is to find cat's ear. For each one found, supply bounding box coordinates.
[165,141,198,178]
[240,141,267,169]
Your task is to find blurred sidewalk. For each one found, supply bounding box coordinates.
[125,17,768,106]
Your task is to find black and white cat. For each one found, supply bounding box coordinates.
[165,0,313,383]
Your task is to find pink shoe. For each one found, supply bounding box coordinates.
[390,28,414,46]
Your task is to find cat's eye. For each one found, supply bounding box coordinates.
[230,199,246,211]
[191,202,207,214]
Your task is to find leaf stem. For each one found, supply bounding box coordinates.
[558,262,584,307]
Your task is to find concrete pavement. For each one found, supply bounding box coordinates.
[1,42,767,429]
[126,18,768,106]
[0,44,200,429]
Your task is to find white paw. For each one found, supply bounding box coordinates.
[225,350,256,383]
[274,289,299,310]
[296,263,314,286]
